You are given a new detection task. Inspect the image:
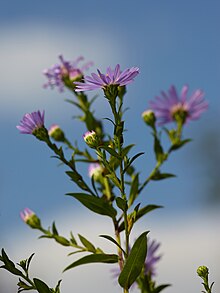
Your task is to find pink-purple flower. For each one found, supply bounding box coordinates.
[74,64,139,92]
[16,110,45,134]
[149,85,208,125]
[43,55,93,92]
[20,208,35,223]
[145,239,162,277]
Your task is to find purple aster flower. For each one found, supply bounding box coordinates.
[74,64,139,92]
[145,238,162,277]
[149,85,208,125]
[43,55,93,92]
[16,110,45,134]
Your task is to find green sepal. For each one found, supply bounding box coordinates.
[116,197,128,212]
[118,231,149,289]
[63,253,118,272]
[33,278,51,293]
[99,235,126,256]
[67,193,117,218]
[78,234,96,253]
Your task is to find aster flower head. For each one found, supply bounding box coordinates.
[16,110,48,141]
[43,55,93,92]
[20,208,42,229]
[149,85,208,126]
[74,64,139,93]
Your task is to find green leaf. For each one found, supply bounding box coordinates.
[99,145,121,159]
[123,152,144,174]
[121,144,135,157]
[153,134,165,163]
[128,173,139,207]
[0,249,23,277]
[118,231,149,289]
[78,234,96,253]
[63,253,118,272]
[52,222,58,235]
[116,197,128,212]
[119,205,162,232]
[33,278,51,293]
[151,172,176,180]
[153,284,171,293]
[169,138,192,152]
[99,235,126,256]
[67,193,117,218]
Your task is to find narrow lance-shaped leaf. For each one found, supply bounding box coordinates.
[67,193,117,218]
[78,234,96,253]
[63,253,118,272]
[118,231,149,289]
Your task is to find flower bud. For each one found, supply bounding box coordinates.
[20,208,42,230]
[197,265,209,279]
[83,130,100,148]
[142,110,156,127]
[49,124,65,142]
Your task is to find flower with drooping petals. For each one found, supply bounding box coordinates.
[20,208,42,229]
[17,110,45,134]
[43,55,93,92]
[74,64,139,92]
[149,85,208,125]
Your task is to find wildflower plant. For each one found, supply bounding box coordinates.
[0,55,215,293]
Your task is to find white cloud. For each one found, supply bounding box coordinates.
[1,210,219,293]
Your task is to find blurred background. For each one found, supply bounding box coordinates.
[0,0,219,292]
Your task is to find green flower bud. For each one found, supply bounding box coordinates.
[197,265,209,279]
[48,124,65,142]
[83,130,100,148]
[20,208,42,230]
[142,110,156,127]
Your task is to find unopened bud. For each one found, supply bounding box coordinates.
[20,208,42,229]
[83,130,100,148]
[49,124,65,142]
[197,265,209,279]
[142,110,156,127]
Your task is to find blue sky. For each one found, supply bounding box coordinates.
[0,1,220,292]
